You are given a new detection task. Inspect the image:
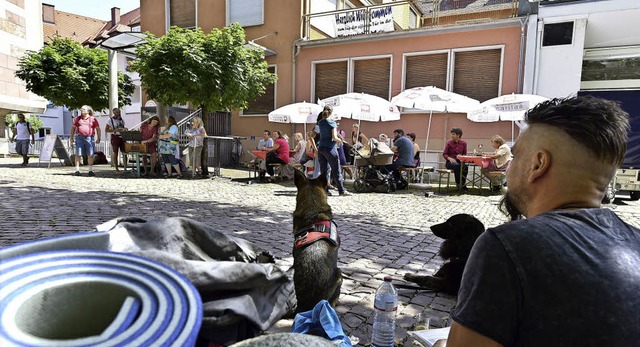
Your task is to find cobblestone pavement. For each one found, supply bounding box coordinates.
[1,158,639,346]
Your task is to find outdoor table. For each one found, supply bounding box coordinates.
[458,155,494,192]
[251,150,297,160]
[123,151,149,178]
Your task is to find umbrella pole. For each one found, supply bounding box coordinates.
[511,121,514,144]
[425,110,433,153]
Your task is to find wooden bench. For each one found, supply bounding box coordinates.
[397,167,422,188]
[244,161,259,179]
[436,169,454,194]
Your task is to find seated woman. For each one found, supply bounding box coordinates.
[264,130,290,181]
[289,132,306,164]
[407,132,420,167]
[140,115,160,177]
[481,135,513,190]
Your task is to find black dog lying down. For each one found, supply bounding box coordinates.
[404,213,485,295]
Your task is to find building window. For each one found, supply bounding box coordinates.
[543,22,574,47]
[244,66,276,115]
[452,48,502,102]
[169,0,195,29]
[227,0,264,27]
[404,52,449,90]
[314,60,348,101]
[352,57,391,100]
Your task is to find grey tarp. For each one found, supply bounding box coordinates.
[96,217,297,345]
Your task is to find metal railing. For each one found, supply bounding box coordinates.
[302,0,517,41]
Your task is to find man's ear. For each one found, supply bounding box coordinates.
[529,149,551,183]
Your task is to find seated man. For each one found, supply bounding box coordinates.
[443,127,468,191]
[248,130,273,179]
[447,96,640,346]
[480,134,512,191]
[385,129,414,189]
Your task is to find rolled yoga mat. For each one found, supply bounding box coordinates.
[0,249,202,347]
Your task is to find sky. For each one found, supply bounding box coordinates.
[42,0,140,21]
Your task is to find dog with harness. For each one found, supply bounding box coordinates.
[291,169,343,313]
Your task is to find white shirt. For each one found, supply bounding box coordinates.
[15,122,31,140]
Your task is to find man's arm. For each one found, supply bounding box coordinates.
[10,126,16,142]
[30,125,35,144]
[69,125,76,143]
[95,125,101,144]
[447,321,504,347]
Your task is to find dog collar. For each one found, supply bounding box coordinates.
[294,221,339,249]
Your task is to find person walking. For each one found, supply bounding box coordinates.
[105,108,127,171]
[69,105,101,176]
[10,114,35,166]
[317,105,351,196]
[447,96,640,347]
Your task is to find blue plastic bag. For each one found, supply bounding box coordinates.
[292,300,352,347]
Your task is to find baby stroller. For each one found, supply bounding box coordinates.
[353,139,397,193]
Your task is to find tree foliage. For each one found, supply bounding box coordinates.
[15,37,135,110]
[129,23,277,111]
[5,114,44,132]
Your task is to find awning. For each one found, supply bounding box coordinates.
[0,94,47,116]
[244,41,277,57]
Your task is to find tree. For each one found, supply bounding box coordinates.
[129,23,277,112]
[15,37,135,110]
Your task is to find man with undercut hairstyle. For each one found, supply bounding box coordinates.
[448,96,640,347]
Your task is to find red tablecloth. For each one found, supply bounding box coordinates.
[458,155,494,168]
[251,150,297,160]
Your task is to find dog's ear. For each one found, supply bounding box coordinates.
[312,170,328,189]
[294,168,307,189]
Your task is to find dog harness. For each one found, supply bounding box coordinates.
[294,220,339,250]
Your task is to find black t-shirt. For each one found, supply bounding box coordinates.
[452,208,640,347]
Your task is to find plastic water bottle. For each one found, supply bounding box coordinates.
[371,276,398,347]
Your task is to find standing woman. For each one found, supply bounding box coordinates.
[186,117,207,176]
[158,116,183,179]
[317,105,351,196]
[140,115,160,177]
[264,130,290,181]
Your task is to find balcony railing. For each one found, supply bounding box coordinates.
[302,0,518,42]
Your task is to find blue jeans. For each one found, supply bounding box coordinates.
[318,147,345,193]
[75,135,95,156]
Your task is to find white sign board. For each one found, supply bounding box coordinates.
[335,6,394,37]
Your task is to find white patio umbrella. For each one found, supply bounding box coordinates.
[467,93,549,122]
[320,92,400,122]
[268,102,323,124]
[467,93,549,142]
[391,86,480,152]
[268,102,324,140]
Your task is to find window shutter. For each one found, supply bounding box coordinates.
[244,66,276,115]
[314,61,348,101]
[229,0,264,27]
[453,49,501,102]
[404,53,448,90]
[352,58,391,100]
[170,0,195,28]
